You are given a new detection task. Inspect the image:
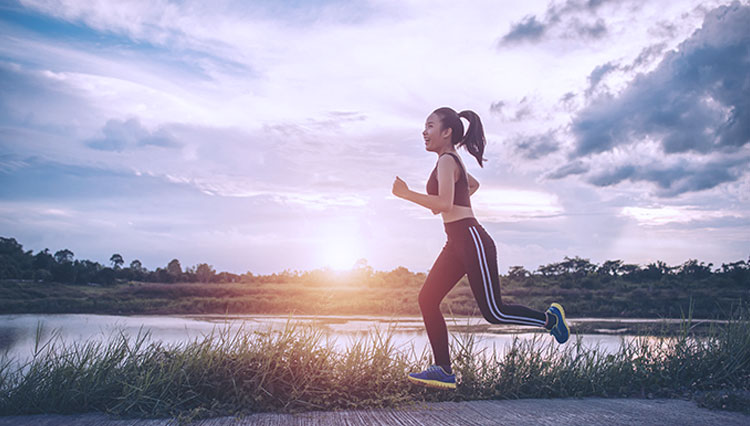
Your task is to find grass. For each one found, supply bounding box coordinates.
[1,307,749,420]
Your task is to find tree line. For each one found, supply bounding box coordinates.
[1,236,748,288]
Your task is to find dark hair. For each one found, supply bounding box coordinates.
[432,107,487,167]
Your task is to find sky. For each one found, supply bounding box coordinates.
[0,0,748,275]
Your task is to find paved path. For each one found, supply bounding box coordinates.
[1,398,748,425]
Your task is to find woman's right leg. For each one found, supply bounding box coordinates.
[418,241,466,371]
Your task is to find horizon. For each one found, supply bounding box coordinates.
[1,0,748,275]
[2,233,743,276]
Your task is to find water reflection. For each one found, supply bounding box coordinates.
[0,314,679,365]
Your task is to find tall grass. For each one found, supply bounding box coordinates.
[1,308,749,419]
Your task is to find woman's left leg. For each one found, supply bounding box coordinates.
[460,223,547,327]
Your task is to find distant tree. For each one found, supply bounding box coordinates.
[130,259,144,272]
[126,259,145,281]
[353,258,374,282]
[217,271,240,283]
[640,260,671,280]
[719,260,749,286]
[167,259,182,282]
[54,249,74,264]
[597,260,624,276]
[33,248,56,271]
[536,262,565,276]
[96,267,116,285]
[619,264,640,278]
[75,260,102,284]
[110,253,124,269]
[52,260,77,283]
[0,237,31,278]
[507,265,530,280]
[560,256,596,277]
[195,263,216,283]
[678,259,713,279]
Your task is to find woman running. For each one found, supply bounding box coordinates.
[391,107,569,390]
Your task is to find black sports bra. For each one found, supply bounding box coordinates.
[425,152,471,207]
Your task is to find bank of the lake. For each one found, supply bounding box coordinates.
[1,277,748,319]
[1,309,749,419]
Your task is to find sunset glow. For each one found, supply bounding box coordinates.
[0,0,747,274]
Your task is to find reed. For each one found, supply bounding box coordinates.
[1,308,748,419]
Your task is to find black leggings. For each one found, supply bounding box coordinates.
[418,217,546,367]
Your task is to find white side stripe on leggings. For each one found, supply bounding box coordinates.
[468,226,545,327]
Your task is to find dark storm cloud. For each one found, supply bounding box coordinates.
[544,3,750,196]
[571,2,750,157]
[499,0,621,45]
[501,15,547,44]
[546,160,589,179]
[86,118,181,152]
[585,61,618,96]
[586,154,748,197]
[571,17,607,39]
[513,132,561,159]
[627,42,668,69]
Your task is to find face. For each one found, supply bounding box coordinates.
[422,113,452,153]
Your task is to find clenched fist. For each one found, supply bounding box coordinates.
[392,176,409,199]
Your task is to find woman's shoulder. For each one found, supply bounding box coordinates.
[438,152,464,169]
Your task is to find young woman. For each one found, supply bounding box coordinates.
[391,107,569,390]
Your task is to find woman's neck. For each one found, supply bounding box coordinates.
[437,146,457,156]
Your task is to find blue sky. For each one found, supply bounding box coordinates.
[0,0,748,274]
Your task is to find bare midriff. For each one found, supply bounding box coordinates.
[441,205,475,224]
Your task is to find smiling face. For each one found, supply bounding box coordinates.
[423,113,452,153]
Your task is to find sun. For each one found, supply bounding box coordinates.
[324,244,360,271]
[319,233,363,271]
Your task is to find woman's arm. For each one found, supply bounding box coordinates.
[392,156,456,213]
[467,172,480,196]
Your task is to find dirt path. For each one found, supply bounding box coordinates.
[1,398,748,425]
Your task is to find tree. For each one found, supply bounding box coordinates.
[167,259,182,282]
[678,259,713,279]
[0,237,32,278]
[54,249,74,264]
[597,260,624,276]
[110,253,124,269]
[560,256,596,277]
[507,265,530,280]
[195,263,216,283]
[33,248,55,271]
[130,259,144,272]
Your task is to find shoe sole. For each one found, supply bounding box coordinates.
[407,375,457,390]
[550,302,569,343]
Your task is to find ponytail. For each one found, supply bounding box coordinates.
[431,107,487,167]
[457,110,487,168]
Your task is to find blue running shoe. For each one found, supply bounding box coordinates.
[407,365,456,390]
[547,303,570,344]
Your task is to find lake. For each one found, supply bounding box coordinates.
[0,314,709,366]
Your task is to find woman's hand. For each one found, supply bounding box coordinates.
[392,176,410,199]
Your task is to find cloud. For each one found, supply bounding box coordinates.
[501,15,548,44]
[0,156,198,200]
[513,131,561,159]
[585,154,749,197]
[546,160,589,179]
[499,0,624,45]
[86,118,180,151]
[547,2,750,196]
[573,2,750,156]
[489,97,535,122]
[585,61,619,96]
